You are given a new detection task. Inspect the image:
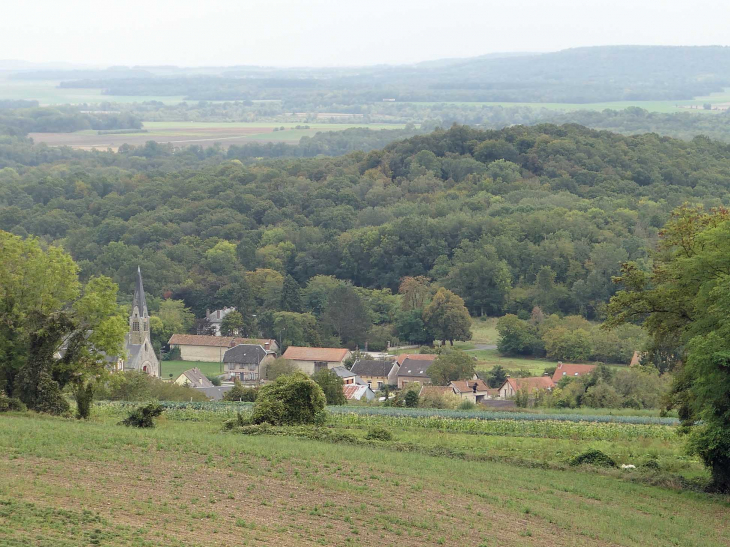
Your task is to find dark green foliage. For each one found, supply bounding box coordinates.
[0,393,26,412]
[428,350,476,385]
[96,371,208,402]
[404,390,419,408]
[223,380,258,402]
[74,382,94,420]
[252,372,326,425]
[207,375,222,386]
[569,449,616,468]
[365,426,393,441]
[486,365,508,389]
[222,411,254,430]
[164,346,181,361]
[120,402,164,428]
[311,369,346,406]
[280,275,303,312]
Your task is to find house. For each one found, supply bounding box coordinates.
[205,307,237,336]
[122,267,160,377]
[174,368,214,388]
[332,366,359,385]
[222,344,275,383]
[450,379,494,404]
[343,384,376,402]
[395,353,437,367]
[551,362,597,383]
[281,347,352,375]
[350,359,399,390]
[167,334,278,362]
[419,385,456,398]
[396,357,435,389]
[498,376,555,398]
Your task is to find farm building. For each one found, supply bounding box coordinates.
[167,334,278,362]
[332,366,360,385]
[343,384,376,401]
[498,376,555,398]
[350,359,399,390]
[222,344,275,383]
[450,379,495,404]
[551,362,597,383]
[397,357,435,389]
[174,368,214,389]
[281,347,352,375]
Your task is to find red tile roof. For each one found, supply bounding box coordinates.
[395,353,437,366]
[504,376,555,394]
[282,347,350,362]
[551,363,597,383]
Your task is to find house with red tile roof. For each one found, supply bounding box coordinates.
[168,334,278,362]
[498,376,555,399]
[551,362,597,383]
[281,347,352,375]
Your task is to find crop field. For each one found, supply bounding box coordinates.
[405,89,730,114]
[1,405,728,547]
[27,121,409,150]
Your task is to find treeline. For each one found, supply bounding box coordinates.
[0,106,142,134]
[5,124,730,327]
[50,46,730,104]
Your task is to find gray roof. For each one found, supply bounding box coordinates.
[223,344,267,365]
[351,359,396,378]
[196,385,233,401]
[179,368,213,388]
[332,366,357,379]
[133,266,148,316]
[397,358,433,378]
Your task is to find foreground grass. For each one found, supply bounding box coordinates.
[0,412,728,546]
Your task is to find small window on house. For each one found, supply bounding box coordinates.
[574,373,579,376]
[377,381,383,389]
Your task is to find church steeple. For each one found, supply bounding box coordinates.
[129,266,150,345]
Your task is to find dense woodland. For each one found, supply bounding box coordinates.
[46,46,730,104]
[4,123,730,354]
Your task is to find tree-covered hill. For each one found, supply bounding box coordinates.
[3,123,730,324]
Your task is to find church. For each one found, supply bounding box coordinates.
[121,267,160,377]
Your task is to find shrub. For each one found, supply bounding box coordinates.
[207,375,222,387]
[252,373,326,425]
[457,399,477,411]
[0,393,26,412]
[74,383,94,420]
[642,458,661,471]
[404,390,419,408]
[223,380,258,402]
[120,402,164,428]
[222,411,253,430]
[164,346,181,361]
[311,369,346,405]
[97,371,208,402]
[365,426,393,441]
[569,449,616,467]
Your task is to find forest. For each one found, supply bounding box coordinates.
[48,46,730,104]
[3,122,730,354]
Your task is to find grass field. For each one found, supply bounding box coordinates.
[27,121,409,150]
[159,360,225,380]
[0,406,728,546]
[405,88,730,114]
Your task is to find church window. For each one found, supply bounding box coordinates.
[133,321,139,332]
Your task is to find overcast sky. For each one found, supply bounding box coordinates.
[2,0,729,67]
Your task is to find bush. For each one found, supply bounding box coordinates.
[457,399,477,410]
[223,380,258,402]
[0,393,26,412]
[311,369,346,405]
[97,371,208,402]
[74,383,94,420]
[642,458,661,471]
[163,346,181,361]
[569,449,616,468]
[120,402,164,428]
[222,411,253,430]
[207,375,222,386]
[365,426,393,441]
[404,390,419,408]
[252,373,326,425]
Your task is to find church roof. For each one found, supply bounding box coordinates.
[133,266,148,316]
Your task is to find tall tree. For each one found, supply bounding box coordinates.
[606,205,730,491]
[422,288,472,346]
[321,285,371,348]
[428,350,476,385]
[280,275,303,312]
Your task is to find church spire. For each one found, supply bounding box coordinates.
[133,266,148,318]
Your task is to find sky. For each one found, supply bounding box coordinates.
[2,0,730,67]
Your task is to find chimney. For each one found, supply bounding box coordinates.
[472,383,477,393]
